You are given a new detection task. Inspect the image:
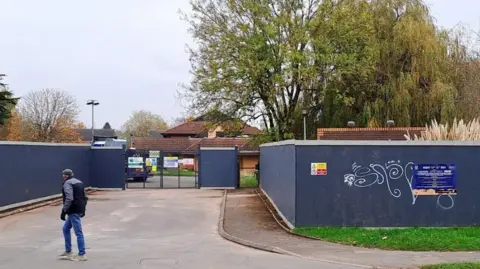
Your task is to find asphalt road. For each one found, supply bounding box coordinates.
[126,176,197,189]
[0,189,356,269]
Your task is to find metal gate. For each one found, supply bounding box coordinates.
[198,147,239,189]
[125,150,198,189]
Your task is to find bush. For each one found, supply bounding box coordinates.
[405,118,480,140]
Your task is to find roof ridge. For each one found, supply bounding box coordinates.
[162,120,196,133]
[317,127,426,132]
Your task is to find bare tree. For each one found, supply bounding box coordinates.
[18,88,80,142]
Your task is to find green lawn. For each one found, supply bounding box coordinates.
[421,262,480,269]
[154,170,258,187]
[240,175,258,188]
[295,227,480,251]
[157,170,196,177]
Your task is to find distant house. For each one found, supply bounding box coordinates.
[134,136,259,175]
[75,122,116,142]
[135,115,262,174]
[161,115,262,138]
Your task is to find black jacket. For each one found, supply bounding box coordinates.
[62,177,88,215]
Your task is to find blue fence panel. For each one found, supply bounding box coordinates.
[294,144,480,227]
[199,148,238,188]
[260,140,480,228]
[90,147,125,189]
[259,144,296,226]
[0,143,90,207]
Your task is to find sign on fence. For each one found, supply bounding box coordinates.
[179,158,194,165]
[128,157,144,169]
[149,151,160,158]
[164,157,179,168]
[145,158,157,167]
[412,164,457,195]
[311,162,327,175]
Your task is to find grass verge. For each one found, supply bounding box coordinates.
[295,227,480,251]
[156,170,196,177]
[420,262,480,269]
[240,175,258,188]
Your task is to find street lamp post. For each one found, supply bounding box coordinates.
[86,100,99,140]
[302,109,308,140]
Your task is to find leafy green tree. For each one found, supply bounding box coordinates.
[181,0,374,140]
[0,74,20,125]
[181,0,480,141]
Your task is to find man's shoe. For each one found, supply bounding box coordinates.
[59,252,74,259]
[70,255,88,261]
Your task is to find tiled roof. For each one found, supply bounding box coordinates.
[134,137,259,154]
[134,137,194,153]
[162,120,262,135]
[162,121,207,135]
[317,127,426,140]
[147,130,164,138]
[242,125,263,135]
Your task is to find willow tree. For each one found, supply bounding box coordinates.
[444,25,480,121]
[364,0,457,127]
[316,0,458,128]
[181,0,377,140]
[181,0,465,141]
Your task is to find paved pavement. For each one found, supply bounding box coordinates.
[0,189,353,269]
[223,189,480,269]
[126,176,196,189]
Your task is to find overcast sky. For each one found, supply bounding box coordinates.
[0,0,479,130]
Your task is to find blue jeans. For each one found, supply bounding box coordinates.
[62,214,86,255]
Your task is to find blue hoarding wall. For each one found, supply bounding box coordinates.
[90,148,125,189]
[199,148,238,188]
[0,143,91,208]
[259,144,296,226]
[260,140,480,227]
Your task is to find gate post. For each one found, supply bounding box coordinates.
[197,144,201,188]
[160,150,164,188]
[235,146,240,188]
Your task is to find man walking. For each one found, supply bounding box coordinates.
[59,169,88,261]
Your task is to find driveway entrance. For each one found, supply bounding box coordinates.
[0,190,348,268]
[125,150,198,189]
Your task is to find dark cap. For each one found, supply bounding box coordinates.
[62,169,74,177]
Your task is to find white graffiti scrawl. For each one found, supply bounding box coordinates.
[343,161,455,210]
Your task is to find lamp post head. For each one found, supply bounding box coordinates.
[86,100,99,106]
[301,109,308,116]
[347,121,355,128]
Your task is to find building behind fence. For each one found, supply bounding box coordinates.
[0,142,125,208]
[260,140,480,228]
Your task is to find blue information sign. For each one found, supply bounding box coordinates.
[412,164,457,195]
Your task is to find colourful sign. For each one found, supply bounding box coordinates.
[145,158,158,167]
[311,163,327,175]
[164,157,179,168]
[179,158,194,165]
[412,164,457,195]
[128,157,144,169]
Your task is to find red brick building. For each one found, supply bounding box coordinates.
[317,127,425,140]
[134,116,262,174]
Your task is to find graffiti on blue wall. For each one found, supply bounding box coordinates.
[343,160,455,210]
